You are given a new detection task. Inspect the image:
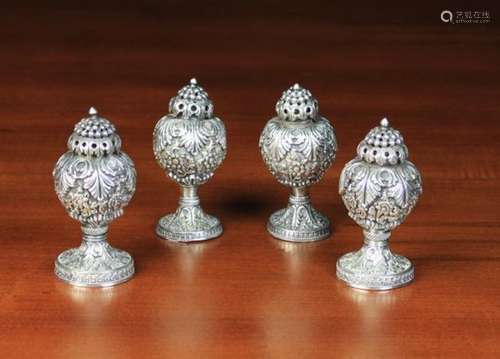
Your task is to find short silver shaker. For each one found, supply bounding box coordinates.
[336,118,422,290]
[153,78,227,242]
[53,107,136,287]
[259,84,337,242]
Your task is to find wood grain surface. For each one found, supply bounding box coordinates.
[0,3,499,358]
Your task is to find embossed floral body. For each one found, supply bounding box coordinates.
[153,79,226,242]
[53,108,136,287]
[153,116,226,186]
[54,153,135,226]
[336,118,422,290]
[340,160,421,232]
[260,117,335,188]
[259,84,337,242]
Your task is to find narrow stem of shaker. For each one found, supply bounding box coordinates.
[179,185,200,207]
[81,225,108,242]
[363,230,391,245]
[292,186,309,198]
[181,185,198,199]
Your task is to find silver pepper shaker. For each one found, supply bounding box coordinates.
[337,118,422,290]
[259,84,337,242]
[153,78,227,242]
[53,107,137,287]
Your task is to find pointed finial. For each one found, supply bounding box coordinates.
[190,78,198,85]
[293,83,300,90]
[380,117,389,127]
[88,107,98,116]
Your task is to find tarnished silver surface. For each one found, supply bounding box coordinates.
[153,78,226,242]
[259,84,337,242]
[336,118,422,290]
[53,107,136,287]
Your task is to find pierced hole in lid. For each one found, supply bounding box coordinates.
[373,150,377,155]
[294,109,299,115]
[363,148,368,153]
[306,107,311,113]
[103,143,107,147]
[75,141,79,145]
[396,151,400,156]
[91,143,97,149]
[284,109,288,114]
[205,106,209,111]
[385,152,389,157]
[178,103,184,109]
[82,142,87,147]
[191,105,197,112]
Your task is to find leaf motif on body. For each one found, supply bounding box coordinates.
[265,122,291,161]
[293,130,318,161]
[116,153,137,192]
[54,154,75,195]
[178,121,212,154]
[321,120,337,150]
[339,159,359,194]
[83,160,115,201]
[386,168,407,207]
[53,153,70,178]
[211,118,227,150]
[387,163,422,207]
[153,117,171,149]
[350,164,380,206]
[405,161,423,189]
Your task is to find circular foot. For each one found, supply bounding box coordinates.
[336,252,414,290]
[267,208,330,242]
[156,213,222,242]
[55,244,134,287]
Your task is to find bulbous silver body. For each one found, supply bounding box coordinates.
[260,84,337,241]
[336,118,422,290]
[153,79,226,242]
[260,117,335,188]
[53,108,136,287]
[153,116,226,187]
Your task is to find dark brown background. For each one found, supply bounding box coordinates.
[1,1,499,358]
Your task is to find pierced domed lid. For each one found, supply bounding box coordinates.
[356,118,408,165]
[68,107,122,156]
[275,83,319,122]
[168,78,214,119]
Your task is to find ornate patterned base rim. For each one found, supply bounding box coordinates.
[156,214,223,242]
[267,217,330,242]
[336,255,414,290]
[54,249,135,288]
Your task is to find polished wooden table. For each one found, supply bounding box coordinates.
[1,5,499,358]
